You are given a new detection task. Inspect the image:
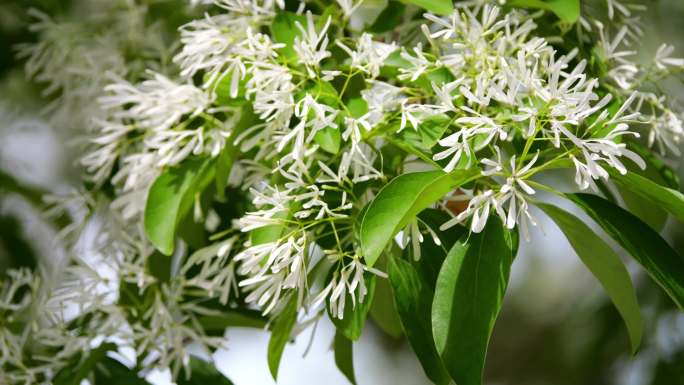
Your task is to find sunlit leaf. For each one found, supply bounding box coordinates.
[144,157,215,255]
[359,168,480,267]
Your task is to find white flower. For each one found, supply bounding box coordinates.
[99,71,210,132]
[336,33,397,78]
[398,44,433,82]
[311,256,386,319]
[655,44,684,71]
[294,12,332,77]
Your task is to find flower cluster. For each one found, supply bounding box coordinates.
[4,0,684,383]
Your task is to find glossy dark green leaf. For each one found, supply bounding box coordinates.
[508,0,580,23]
[329,274,377,341]
[144,157,215,255]
[388,256,450,385]
[568,193,684,310]
[369,1,406,33]
[267,296,298,380]
[609,169,684,224]
[177,357,233,385]
[432,218,513,385]
[538,202,643,353]
[402,0,453,15]
[359,168,480,267]
[334,331,357,385]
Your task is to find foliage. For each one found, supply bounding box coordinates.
[2,0,684,384]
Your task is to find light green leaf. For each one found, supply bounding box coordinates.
[329,274,377,341]
[608,169,684,224]
[388,256,450,385]
[508,0,580,23]
[401,0,453,15]
[314,126,342,154]
[267,296,298,380]
[359,168,480,267]
[538,203,643,353]
[432,218,512,385]
[271,12,306,61]
[568,193,684,310]
[144,157,215,256]
[334,331,357,385]
[177,357,233,385]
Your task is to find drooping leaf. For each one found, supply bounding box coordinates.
[388,256,450,385]
[177,357,233,385]
[369,252,403,339]
[538,202,643,353]
[329,274,377,341]
[432,218,513,385]
[508,0,580,23]
[568,193,684,310]
[144,157,215,255]
[267,296,298,380]
[359,168,480,267]
[333,331,357,385]
[608,169,684,224]
[401,0,453,15]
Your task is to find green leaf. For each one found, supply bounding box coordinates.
[250,209,290,246]
[144,157,215,255]
[93,357,151,385]
[177,357,233,385]
[197,309,267,331]
[508,0,580,23]
[216,105,259,201]
[334,331,357,385]
[314,126,342,154]
[271,12,306,62]
[401,0,453,15]
[369,253,403,339]
[568,193,684,310]
[267,296,298,380]
[388,256,450,385]
[608,170,684,224]
[432,218,513,385]
[54,343,116,385]
[329,274,377,341]
[359,168,480,267]
[538,203,643,353]
[369,1,406,33]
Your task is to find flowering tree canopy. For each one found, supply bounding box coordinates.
[2,0,684,384]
